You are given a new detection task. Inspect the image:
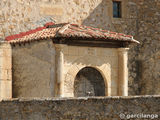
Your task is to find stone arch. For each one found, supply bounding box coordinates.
[64,65,110,97]
[74,66,106,97]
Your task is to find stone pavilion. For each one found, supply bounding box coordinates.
[0,22,139,99]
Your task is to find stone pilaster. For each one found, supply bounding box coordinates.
[0,42,12,100]
[118,48,129,96]
[55,45,64,97]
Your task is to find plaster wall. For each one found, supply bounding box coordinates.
[12,40,55,98]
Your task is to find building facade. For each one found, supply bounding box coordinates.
[0,0,159,95]
[0,23,139,99]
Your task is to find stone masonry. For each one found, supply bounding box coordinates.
[8,38,130,98]
[0,0,160,95]
[0,42,12,99]
[55,44,129,97]
[0,96,159,120]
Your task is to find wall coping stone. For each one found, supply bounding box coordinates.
[1,95,160,102]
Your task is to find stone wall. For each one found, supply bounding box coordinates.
[0,96,159,120]
[12,40,55,98]
[12,42,129,98]
[0,0,105,38]
[0,42,12,99]
[0,0,130,38]
[0,0,159,95]
[62,45,119,97]
[132,0,160,95]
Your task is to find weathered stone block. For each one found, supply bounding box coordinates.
[40,4,64,16]
[0,69,12,80]
[78,47,88,56]
[0,80,12,99]
[111,87,118,96]
[68,46,79,56]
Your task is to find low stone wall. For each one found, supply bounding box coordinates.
[0,96,159,120]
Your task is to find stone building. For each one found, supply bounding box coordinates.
[0,22,139,99]
[0,0,159,96]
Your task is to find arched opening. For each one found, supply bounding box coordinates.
[74,67,105,97]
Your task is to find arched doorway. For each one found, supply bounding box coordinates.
[74,67,105,97]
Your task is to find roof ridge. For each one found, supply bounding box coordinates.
[57,23,70,34]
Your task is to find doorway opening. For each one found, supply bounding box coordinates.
[74,67,105,97]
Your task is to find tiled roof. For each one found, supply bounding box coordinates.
[5,22,139,44]
[5,22,56,43]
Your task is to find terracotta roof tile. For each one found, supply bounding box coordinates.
[5,22,139,44]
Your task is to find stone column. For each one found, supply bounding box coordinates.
[0,42,12,100]
[118,48,129,96]
[55,45,64,97]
